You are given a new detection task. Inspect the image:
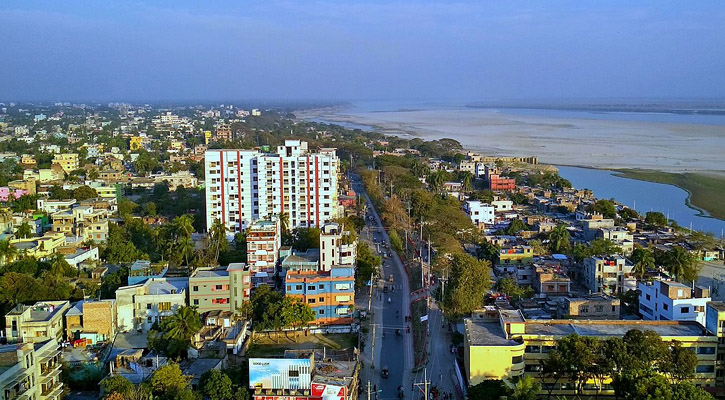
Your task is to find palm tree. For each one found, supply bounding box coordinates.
[177,236,195,267]
[164,306,202,343]
[277,212,290,234]
[426,171,445,193]
[15,222,33,239]
[665,246,697,282]
[208,219,229,263]
[0,240,18,266]
[631,247,655,280]
[548,224,571,253]
[173,215,194,239]
[49,252,74,277]
[510,375,541,400]
[460,172,473,193]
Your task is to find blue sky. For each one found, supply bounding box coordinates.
[1,1,723,102]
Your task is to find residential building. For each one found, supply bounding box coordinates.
[189,264,252,314]
[488,174,516,191]
[464,201,495,228]
[153,171,198,189]
[498,246,534,265]
[205,140,339,232]
[36,198,76,214]
[215,124,233,141]
[285,266,355,325]
[129,136,144,151]
[4,301,70,344]
[560,295,620,319]
[246,220,281,286]
[582,256,636,295]
[598,228,634,254]
[491,199,514,213]
[0,340,64,400]
[464,308,718,395]
[51,205,109,242]
[532,265,570,295]
[51,153,79,174]
[281,249,320,273]
[704,302,725,387]
[639,279,710,326]
[9,232,65,259]
[319,222,356,272]
[64,299,116,344]
[23,166,64,183]
[115,278,189,332]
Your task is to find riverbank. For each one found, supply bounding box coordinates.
[613,169,725,221]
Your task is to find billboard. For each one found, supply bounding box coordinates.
[249,358,312,390]
[312,383,347,400]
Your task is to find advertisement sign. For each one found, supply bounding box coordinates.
[249,358,312,390]
[312,383,346,400]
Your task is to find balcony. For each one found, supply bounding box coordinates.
[42,382,64,398]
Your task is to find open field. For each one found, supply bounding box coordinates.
[615,169,725,221]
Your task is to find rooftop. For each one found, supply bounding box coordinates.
[144,278,188,295]
[191,268,229,279]
[465,319,520,346]
[524,320,707,338]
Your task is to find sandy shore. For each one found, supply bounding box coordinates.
[300,107,725,176]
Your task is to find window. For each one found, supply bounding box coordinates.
[287,286,292,291]
[697,347,716,355]
[696,365,715,373]
[681,307,690,314]
[336,295,351,302]
[541,345,556,353]
[193,299,199,305]
[335,283,351,290]
[594,305,604,313]
[307,285,315,291]
[579,306,589,313]
[215,285,223,290]
[319,297,324,302]
[319,309,325,315]
[524,364,542,372]
[146,303,152,310]
[296,285,303,291]
[158,302,171,311]
[511,355,523,364]
[308,298,316,304]
[525,345,540,353]
[193,286,199,292]
[663,303,669,311]
[147,317,152,323]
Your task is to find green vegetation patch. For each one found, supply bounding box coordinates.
[615,169,725,220]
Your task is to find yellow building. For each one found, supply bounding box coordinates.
[51,153,79,174]
[9,232,65,260]
[129,136,144,151]
[93,186,118,198]
[498,245,534,265]
[204,130,212,145]
[465,308,719,396]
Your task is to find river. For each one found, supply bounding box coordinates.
[557,166,725,236]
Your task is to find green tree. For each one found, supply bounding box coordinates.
[671,382,714,400]
[200,369,234,400]
[497,276,534,300]
[504,219,528,235]
[119,199,139,217]
[549,333,603,395]
[0,272,40,305]
[101,375,134,398]
[15,221,34,238]
[475,240,500,265]
[548,224,571,253]
[589,238,622,256]
[72,185,98,201]
[444,253,491,317]
[388,229,404,253]
[645,211,668,227]
[292,228,321,251]
[0,240,18,266]
[134,151,159,176]
[664,246,701,282]
[592,199,617,219]
[49,252,74,277]
[631,247,656,280]
[510,375,541,400]
[466,379,510,400]
[662,341,698,383]
[164,306,202,344]
[209,218,230,263]
[149,363,190,397]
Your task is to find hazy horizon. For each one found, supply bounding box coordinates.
[1,1,724,102]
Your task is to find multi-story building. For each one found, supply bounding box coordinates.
[115,278,189,332]
[283,223,357,325]
[488,174,516,191]
[464,201,495,228]
[464,308,718,396]
[36,198,76,214]
[0,340,64,400]
[189,264,252,314]
[128,260,168,285]
[285,266,355,325]
[498,246,534,265]
[4,301,70,344]
[51,205,109,242]
[559,294,620,319]
[246,220,281,286]
[205,140,339,233]
[51,153,79,174]
[64,299,116,344]
[532,265,570,296]
[214,124,233,141]
[639,279,710,326]
[582,256,636,295]
[129,136,144,151]
[319,222,356,272]
[9,232,65,260]
[153,171,198,189]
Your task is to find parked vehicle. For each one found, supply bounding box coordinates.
[381,366,389,378]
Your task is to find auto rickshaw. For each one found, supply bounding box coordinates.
[381,366,389,378]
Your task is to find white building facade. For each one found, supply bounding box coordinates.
[205,140,339,233]
[464,200,495,227]
[638,279,710,326]
[582,256,636,295]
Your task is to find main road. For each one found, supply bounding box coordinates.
[352,175,414,400]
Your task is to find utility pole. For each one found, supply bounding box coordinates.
[414,368,430,400]
[371,322,376,369]
[368,272,374,312]
[367,381,371,400]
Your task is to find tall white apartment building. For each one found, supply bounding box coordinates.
[638,279,710,326]
[205,140,339,233]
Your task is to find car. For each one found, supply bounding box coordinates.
[389,274,394,283]
[383,286,388,293]
[381,366,389,378]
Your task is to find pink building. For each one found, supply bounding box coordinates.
[0,187,29,202]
